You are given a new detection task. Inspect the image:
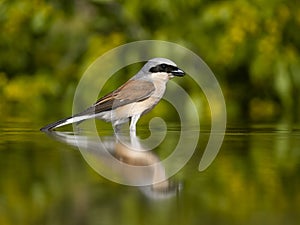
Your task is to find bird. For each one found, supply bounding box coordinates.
[40,58,185,132]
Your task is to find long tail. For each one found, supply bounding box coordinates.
[40,114,95,132]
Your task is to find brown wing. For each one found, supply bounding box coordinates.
[76,79,155,116]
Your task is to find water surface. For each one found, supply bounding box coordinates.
[0,120,300,225]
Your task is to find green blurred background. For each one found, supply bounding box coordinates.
[1,0,300,124]
[1,1,300,225]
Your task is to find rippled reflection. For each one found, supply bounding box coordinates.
[44,130,181,199]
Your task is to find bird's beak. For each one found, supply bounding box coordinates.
[171,68,185,77]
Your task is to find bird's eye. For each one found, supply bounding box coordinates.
[149,64,171,73]
[160,64,167,69]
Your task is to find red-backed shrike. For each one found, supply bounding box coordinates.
[40,58,185,132]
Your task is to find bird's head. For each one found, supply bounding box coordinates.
[139,58,185,80]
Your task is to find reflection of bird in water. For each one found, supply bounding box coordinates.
[114,141,180,199]
[45,130,181,199]
[40,58,185,133]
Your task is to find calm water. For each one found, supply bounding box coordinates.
[1,119,300,225]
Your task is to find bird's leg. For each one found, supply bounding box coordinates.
[129,115,140,133]
[129,115,142,149]
[113,124,122,134]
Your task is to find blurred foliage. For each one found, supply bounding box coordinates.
[0,0,300,123]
